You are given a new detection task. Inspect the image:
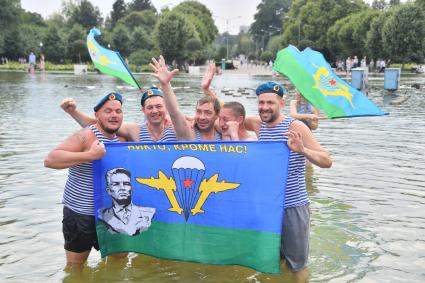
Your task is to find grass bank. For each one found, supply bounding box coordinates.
[0,61,151,73]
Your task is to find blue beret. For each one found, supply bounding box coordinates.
[93,92,123,112]
[141,87,164,106]
[255,81,285,97]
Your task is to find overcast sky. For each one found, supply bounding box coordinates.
[20,0,262,34]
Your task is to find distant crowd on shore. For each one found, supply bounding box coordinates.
[335,56,390,74]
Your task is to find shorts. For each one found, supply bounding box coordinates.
[62,206,99,253]
[280,204,310,271]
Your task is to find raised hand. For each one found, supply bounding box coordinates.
[201,63,216,90]
[149,55,178,86]
[286,130,305,154]
[61,98,77,113]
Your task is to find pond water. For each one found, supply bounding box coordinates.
[0,71,424,282]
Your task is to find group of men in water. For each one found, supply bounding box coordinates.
[44,55,332,279]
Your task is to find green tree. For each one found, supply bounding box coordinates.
[67,24,89,63]
[260,50,273,62]
[154,11,198,66]
[42,26,66,63]
[21,11,46,27]
[0,0,21,30]
[129,49,156,65]
[326,10,379,59]
[250,0,291,45]
[173,1,218,46]
[0,0,21,55]
[20,24,47,56]
[371,0,386,10]
[111,24,132,57]
[3,29,25,59]
[237,33,255,56]
[266,35,284,55]
[185,38,202,64]
[282,0,367,52]
[110,0,127,30]
[63,0,102,30]
[117,10,157,31]
[128,0,156,12]
[382,3,425,66]
[130,27,153,51]
[365,13,388,60]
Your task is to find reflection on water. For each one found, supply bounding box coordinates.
[0,71,424,282]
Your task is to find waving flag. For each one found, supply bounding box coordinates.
[87,28,140,89]
[93,141,289,274]
[273,45,387,118]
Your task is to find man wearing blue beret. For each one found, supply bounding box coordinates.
[44,93,126,266]
[149,55,222,141]
[60,88,177,142]
[245,82,332,277]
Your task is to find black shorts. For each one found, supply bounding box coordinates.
[62,206,99,253]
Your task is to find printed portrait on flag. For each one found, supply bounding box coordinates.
[97,167,155,236]
[93,141,290,274]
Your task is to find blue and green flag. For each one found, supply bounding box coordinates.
[93,141,289,274]
[87,28,140,89]
[273,45,387,118]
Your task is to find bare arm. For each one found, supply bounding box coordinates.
[150,55,194,140]
[61,98,96,127]
[287,121,332,168]
[244,116,262,137]
[61,97,139,141]
[44,129,106,169]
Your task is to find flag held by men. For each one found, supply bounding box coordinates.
[273,45,387,119]
[93,141,289,274]
[87,27,140,89]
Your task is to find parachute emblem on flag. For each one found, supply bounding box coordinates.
[313,66,354,108]
[136,156,240,221]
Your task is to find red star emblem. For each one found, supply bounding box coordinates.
[329,78,337,85]
[183,178,193,189]
[92,52,96,57]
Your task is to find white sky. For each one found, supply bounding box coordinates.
[20,0,262,34]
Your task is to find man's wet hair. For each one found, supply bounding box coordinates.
[197,96,221,114]
[222,101,246,119]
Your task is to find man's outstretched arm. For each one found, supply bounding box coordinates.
[150,55,194,140]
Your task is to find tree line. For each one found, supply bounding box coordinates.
[0,0,424,68]
[244,0,424,66]
[0,0,218,67]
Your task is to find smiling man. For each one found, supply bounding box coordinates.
[61,87,176,142]
[244,81,332,277]
[150,55,222,141]
[44,92,125,266]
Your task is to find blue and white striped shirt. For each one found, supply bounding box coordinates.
[258,117,308,208]
[194,127,222,141]
[139,124,177,142]
[63,125,120,215]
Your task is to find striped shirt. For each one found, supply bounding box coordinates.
[63,125,120,215]
[139,124,177,142]
[258,117,308,208]
[194,127,222,141]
